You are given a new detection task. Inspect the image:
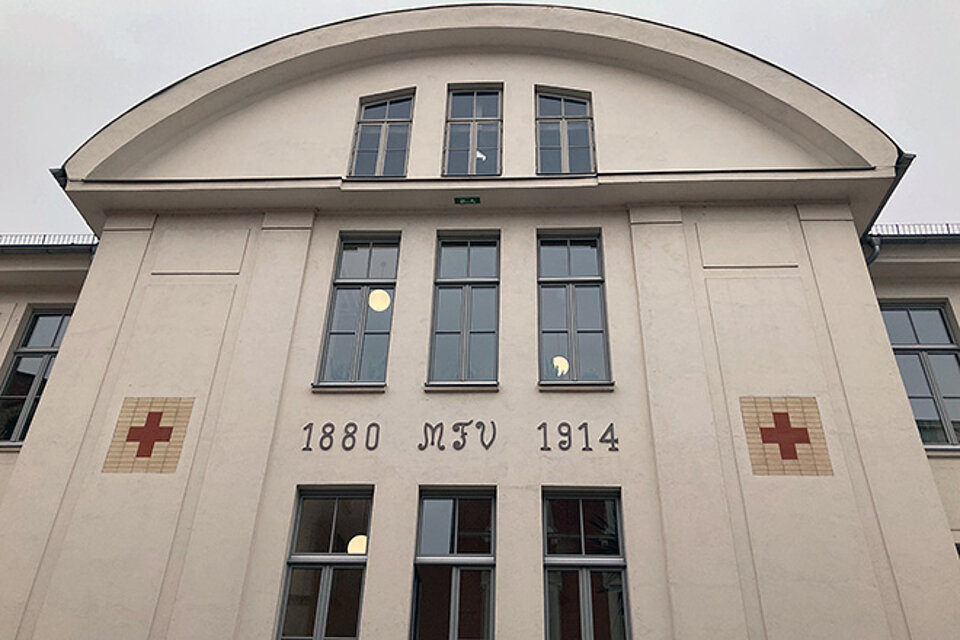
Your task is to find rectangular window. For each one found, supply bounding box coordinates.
[0,309,71,442]
[411,493,495,640]
[429,237,499,383]
[278,491,371,640]
[444,88,501,176]
[317,238,399,385]
[536,90,595,175]
[881,304,960,445]
[351,92,414,177]
[543,494,629,640]
[538,235,610,383]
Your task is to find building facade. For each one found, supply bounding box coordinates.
[1,5,959,639]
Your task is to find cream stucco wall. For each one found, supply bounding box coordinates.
[1,206,958,639]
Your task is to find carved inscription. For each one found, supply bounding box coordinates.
[538,421,619,452]
[302,421,380,452]
[418,420,497,452]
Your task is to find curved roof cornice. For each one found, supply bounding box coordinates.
[64,3,900,179]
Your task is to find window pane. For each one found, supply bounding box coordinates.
[910,398,946,444]
[382,150,407,176]
[457,498,492,554]
[2,356,42,396]
[436,288,464,332]
[362,101,387,120]
[476,92,499,118]
[882,309,915,344]
[339,244,370,279]
[546,570,581,640]
[568,147,592,173]
[369,244,399,279]
[469,243,497,278]
[458,569,492,640]
[419,498,455,555]
[451,92,474,118]
[414,565,453,640]
[353,151,378,177]
[447,150,470,176]
[476,147,497,175]
[365,288,394,331]
[577,333,608,381]
[0,398,25,440]
[25,315,61,348]
[358,334,389,381]
[324,568,364,638]
[468,334,496,381]
[332,498,371,553]
[564,98,588,117]
[567,120,590,147]
[433,334,461,381]
[386,123,409,150]
[582,499,619,555]
[476,122,498,149]
[294,498,335,553]
[53,314,71,348]
[3,356,41,397]
[540,148,562,174]
[330,289,361,332]
[538,121,562,147]
[356,124,381,151]
[569,241,599,276]
[911,309,951,344]
[322,334,355,382]
[541,333,571,381]
[590,571,627,640]
[574,286,603,330]
[930,353,960,395]
[894,353,932,396]
[470,288,496,332]
[540,242,568,278]
[440,243,469,279]
[281,568,322,637]
[546,499,582,554]
[387,96,412,119]
[539,95,563,117]
[541,287,568,330]
[448,123,471,149]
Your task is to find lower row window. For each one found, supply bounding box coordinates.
[278,490,628,640]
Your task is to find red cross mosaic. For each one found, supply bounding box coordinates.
[740,396,832,476]
[103,397,194,474]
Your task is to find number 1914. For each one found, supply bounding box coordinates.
[537,421,619,452]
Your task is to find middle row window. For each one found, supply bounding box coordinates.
[316,234,611,387]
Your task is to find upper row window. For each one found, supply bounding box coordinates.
[350,87,594,178]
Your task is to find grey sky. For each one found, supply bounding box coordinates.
[1,0,956,234]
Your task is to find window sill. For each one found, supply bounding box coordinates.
[311,382,386,394]
[424,381,499,392]
[0,442,24,452]
[924,445,960,458]
[538,381,615,392]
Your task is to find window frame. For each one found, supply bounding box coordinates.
[349,89,415,178]
[315,236,400,389]
[277,488,372,640]
[0,308,71,444]
[535,87,596,175]
[881,302,960,446]
[542,491,630,640]
[537,233,612,386]
[427,235,500,387]
[410,490,496,640]
[442,86,503,177]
